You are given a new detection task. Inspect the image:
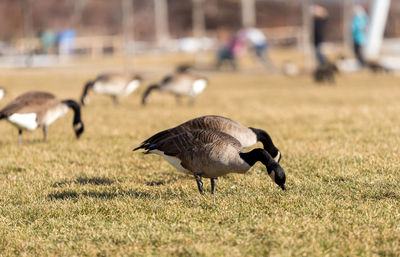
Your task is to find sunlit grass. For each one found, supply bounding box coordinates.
[0,53,399,256]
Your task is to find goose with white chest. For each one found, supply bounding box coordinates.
[0,91,84,145]
[134,115,282,163]
[81,73,142,106]
[141,65,208,105]
[134,130,286,194]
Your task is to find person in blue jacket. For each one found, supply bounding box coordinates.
[352,6,369,66]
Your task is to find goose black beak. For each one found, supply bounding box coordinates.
[280,184,286,191]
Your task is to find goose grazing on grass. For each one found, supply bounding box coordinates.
[141,65,207,105]
[134,130,286,194]
[0,91,84,145]
[134,115,281,163]
[0,88,5,101]
[81,73,142,106]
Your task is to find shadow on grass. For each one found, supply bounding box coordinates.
[47,189,150,200]
[0,166,25,175]
[145,180,166,186]
[361,191,400,201]
[52,176,116,187]
[145,174,191,187]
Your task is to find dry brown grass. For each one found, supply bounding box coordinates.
[0,52,399,256]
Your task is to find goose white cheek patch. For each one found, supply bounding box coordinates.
[0,89,4,100]
[274,152,281,163]
[8,113,38,131]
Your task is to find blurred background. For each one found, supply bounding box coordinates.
[0,0,399,72]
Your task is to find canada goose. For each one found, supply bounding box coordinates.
[134,130,286,194]
[0,88,5,101]
[134,115,281,163]
[0,91,84,145]
[81,73,142,106]
[141,66,207,105]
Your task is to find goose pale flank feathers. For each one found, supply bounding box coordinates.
[134,130,286,194]
[0,91,84,145]
[134,115,281,163]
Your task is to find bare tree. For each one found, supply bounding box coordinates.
[241,0,255,27]
[154,0,169,45]
[122,0,134,69]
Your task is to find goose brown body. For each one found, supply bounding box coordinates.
[0,91,84,144]
[135,129,286,194]
[1,92,65,127]
[135,115,281,162]
[147,130,250,178]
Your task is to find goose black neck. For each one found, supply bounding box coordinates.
[142,84,160,105]
[240,148,276,169]
[249,127,279,158]
[81,81,94,105]
[62,99,82,125]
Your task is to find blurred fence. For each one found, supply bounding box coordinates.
[11,26,302,58]
[14,36,124,58]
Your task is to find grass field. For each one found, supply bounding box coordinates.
[0,53,399,256]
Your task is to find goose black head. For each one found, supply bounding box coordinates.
[240,148,286,191]
[74,121,84,139]
[267,162,286,190]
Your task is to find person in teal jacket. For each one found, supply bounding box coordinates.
[352,6,369,66]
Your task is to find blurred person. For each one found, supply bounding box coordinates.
[215,28,240,70]
[56,29,76,56]
[352,6,368,67]
[238,27,274,69]
[39,30,56,54]
[312,5,329,65]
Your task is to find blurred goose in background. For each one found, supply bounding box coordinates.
[134,115,281,163]
[141,65,207,105]
[0,88,5,101]
[81,73,142,106]
[134,130,286,194]
[0,91,84,145]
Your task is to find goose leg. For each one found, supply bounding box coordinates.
[112,95,119,106]
[18,129,23,146]
[194,173,203,194]
[189,97,195,106]
[210,178,217,195]
[175,95,182,105]
[43,126,47,143]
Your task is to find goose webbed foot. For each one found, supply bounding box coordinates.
[211,178,217,195]
[194,173,203,194]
